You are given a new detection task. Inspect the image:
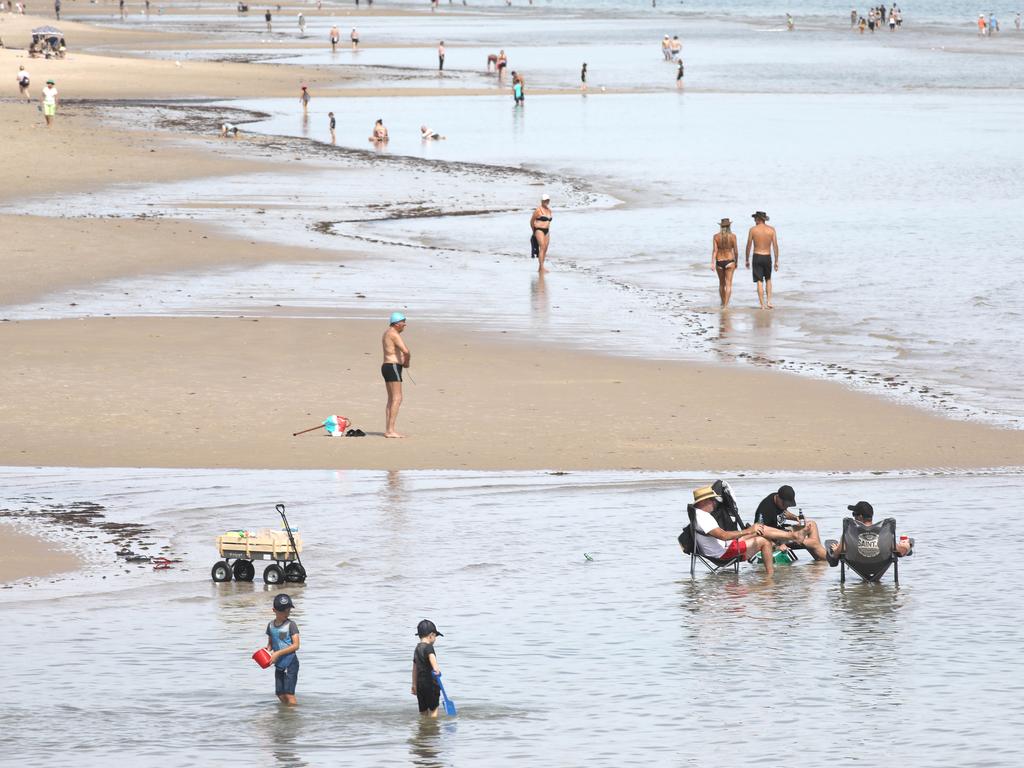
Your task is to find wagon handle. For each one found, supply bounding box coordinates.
[276,503,303,569]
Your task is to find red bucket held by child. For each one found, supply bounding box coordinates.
[252,648,273,669]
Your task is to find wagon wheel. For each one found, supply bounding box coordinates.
[211,560,233,582]
[232,559,256,582]
[263,564,285,585]
[284,562,307,583]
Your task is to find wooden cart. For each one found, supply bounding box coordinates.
[211,504,307,584]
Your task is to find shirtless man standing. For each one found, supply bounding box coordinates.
[382,312,411,438]
[745,211,779,309]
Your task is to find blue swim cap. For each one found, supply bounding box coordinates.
[389,312,407,325]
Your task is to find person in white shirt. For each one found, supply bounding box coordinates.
[41,79,58,127]
[690,485,798,575]
[16,65,31,101]
[420,124,445,140]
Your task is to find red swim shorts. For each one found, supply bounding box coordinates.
[722,540,748,559]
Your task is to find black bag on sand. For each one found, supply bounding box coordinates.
[530,234,539,258]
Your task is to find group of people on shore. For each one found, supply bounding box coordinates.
[687,483,912,576]
[977,12,1022,34]
[852,5,903,32]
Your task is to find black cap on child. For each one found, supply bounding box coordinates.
[416,619,443,638]
[273,593,294,612]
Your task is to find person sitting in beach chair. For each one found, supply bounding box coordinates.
[825,501,914,584]
[681,484,779,575]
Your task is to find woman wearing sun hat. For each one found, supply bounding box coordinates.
[40,79,58,127]
[711,217,738,308]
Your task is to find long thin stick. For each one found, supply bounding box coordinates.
[292,423,323,437]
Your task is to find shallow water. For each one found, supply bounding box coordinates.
[10,82,1024,425]
[3,466,1023,766]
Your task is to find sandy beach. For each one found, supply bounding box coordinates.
[0,16,1019,520]
[0,522,81,582]
[4,4,1024,764]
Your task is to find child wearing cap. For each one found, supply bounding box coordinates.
[265,593,301,705]
[411,619,444,717]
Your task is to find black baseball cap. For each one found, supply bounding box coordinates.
[777,485,796,506]
[848,501,874,519]
[416,619,443,638]
[273,593,294,611]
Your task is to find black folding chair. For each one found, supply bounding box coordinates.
[830,517,911,584]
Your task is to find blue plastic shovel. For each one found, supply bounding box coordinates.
[433,672,457,716]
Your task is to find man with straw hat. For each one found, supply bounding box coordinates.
[689,485,782,574]
[745,211,779,310]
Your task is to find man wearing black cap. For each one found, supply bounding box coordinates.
[754,485,827,560]
[826,501,912,562]
[412,619,445,717]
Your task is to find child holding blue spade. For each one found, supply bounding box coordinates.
[411,619,444,717]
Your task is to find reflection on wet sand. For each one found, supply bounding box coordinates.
[530,271,548,319]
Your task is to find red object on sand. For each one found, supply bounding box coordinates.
[252,648,273,669]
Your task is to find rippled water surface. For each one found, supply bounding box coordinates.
[4,467,1023,766]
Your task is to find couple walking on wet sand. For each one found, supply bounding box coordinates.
[712,211,779,309]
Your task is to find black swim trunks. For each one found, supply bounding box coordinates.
[416,683,440,713]
[751,253,773,283]
[381,363,403,383]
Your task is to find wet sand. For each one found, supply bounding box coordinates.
[0,523,82,583]
[2,315,1023,472]
[3,15,1023,476]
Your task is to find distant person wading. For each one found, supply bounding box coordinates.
[745,211,780,310]
[712,218,738,308]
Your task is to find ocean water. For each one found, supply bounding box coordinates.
[3,466,1023,766]
[68,0,1024,26]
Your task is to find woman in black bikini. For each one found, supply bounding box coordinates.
[529,193,553,273]
[712,217,738,308]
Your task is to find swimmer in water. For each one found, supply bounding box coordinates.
[420,125,445,140]
[369,118,389,143]
[676,59,684,88]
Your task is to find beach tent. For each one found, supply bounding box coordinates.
[31,26,65,46]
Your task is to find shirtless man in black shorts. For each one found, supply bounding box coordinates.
[382,312,411,438]
[745,211,779,309]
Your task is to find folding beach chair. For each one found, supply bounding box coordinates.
[828,517,911,584]
[681,505,744,576]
